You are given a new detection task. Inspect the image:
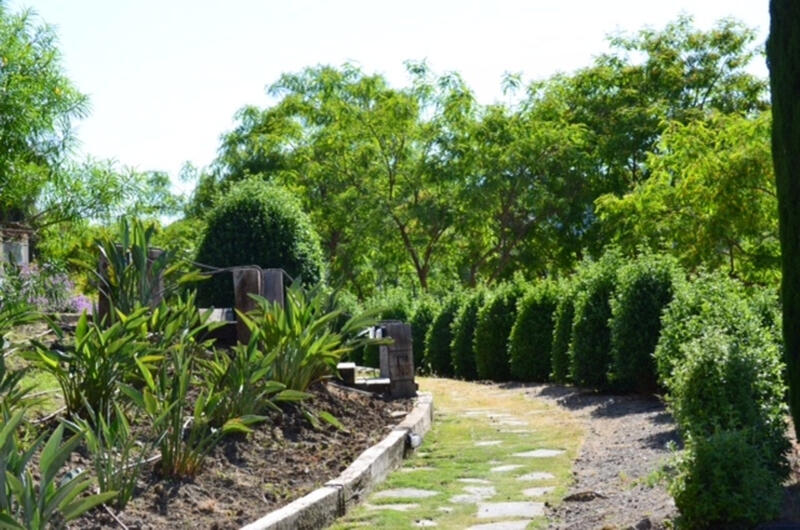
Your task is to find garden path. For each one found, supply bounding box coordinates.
[329,377,583,529]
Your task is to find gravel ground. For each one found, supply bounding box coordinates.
[515,383,680,530]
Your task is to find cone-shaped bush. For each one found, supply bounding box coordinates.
[569,253,621,389]
[451,290,486,380]
[474,283,527,381]
[424,295,462,376]
[608,255,683,393]
[550,283,576,383]
[410,297,439,373]
[195,179,325,308]
[509,280,560,382]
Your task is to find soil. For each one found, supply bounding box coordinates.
[517,383,680,530]
[72,382,412,530]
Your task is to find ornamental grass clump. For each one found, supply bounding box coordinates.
[509,280,560,382]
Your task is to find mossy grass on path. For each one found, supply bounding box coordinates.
[331,377,584,529]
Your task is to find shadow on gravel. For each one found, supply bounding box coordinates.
[641,429,682,450]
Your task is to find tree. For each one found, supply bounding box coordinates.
[596,112,779,284]
[0,3,89,224]
[767,0,800,437]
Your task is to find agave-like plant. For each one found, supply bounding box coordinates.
[0,411,117,529]
[238,282,382,392]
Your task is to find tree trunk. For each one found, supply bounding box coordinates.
[768,0,800,437]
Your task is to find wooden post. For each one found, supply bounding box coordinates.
[147,248,166,306]
[382,321,417,398]
[233,267,262,344]
[261,268,285,308]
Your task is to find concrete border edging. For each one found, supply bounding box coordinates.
[241,392,434,530]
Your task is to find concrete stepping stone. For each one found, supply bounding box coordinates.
[506,429,535,434]
[438,506,454,513]
[414,520,438,527]
[373,488,439,499]
[474,440,503,447]
[476,501,544,518]
[450,486,496,504]
[512,449,564,458]
[399,466,435,473]
[458,478,492,484]
[517,472,555,481]
[467,521,533,530]
[496,420,527,427]
[490,464,523,473]
[522,486,555,497]
[365,503,420,511]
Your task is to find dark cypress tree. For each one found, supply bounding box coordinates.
[768,0,800,436]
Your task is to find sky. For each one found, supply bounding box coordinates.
[10,1,771,196]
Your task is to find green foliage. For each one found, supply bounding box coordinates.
[667,329,789,470]
[239,282,380,391]
[474,283,526,381]
[68,403,159,511]
[670,429,784,529]
[195,179,325,307]
[0,306,38,414]
[569,254,620,389]
[0,4,88,225]
[654,271,755,387]
[424,295,462,376]
[508,280,560,382]
[28,309,152,418]
[0,411,117,528]
[608,255,683,393]
[410,298,439,372]
[550,284,576,384]
[450,290,486,380]
[83,217,205,318]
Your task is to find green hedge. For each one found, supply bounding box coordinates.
[550,284,576,383]
[410,297,439,373]
[195,179,325,308]
[424,295,462,376]
[451,290,486,380]
[509,280,560,382]
[608,255,683,393]
[569,255,619,389]
[474,283,526,381]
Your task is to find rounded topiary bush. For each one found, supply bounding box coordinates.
[410,297,439,373]
[608,255,683,394]
[550,283,576,384]
[569,254,620,389]
[195,179,325,308]
[451,290,486,380]
[670,429,784,530]
[668,328,789,469]
[474,283,527,382]
[654,271,757,387]
[424,295,462,376]
[509,280,560,382]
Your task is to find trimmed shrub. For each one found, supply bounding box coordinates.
[451,290,486,380]
[670,429,784,529]
[569,254,620,389]
[474,283,527,381]
[195,180,325,307]
[608,255,683,393]
[654,271,756,387]
[550,284,576,383]
[668,329,789,470]
[410,297,439,373]
[509,280,560,382]
[424,295,462,376]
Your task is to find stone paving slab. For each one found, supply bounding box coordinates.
[517,472,555,481]
[522,486,555,497]
[489,464,523,473]
[365,503,421,511]
[466,521,533,530]
[476,501,545,518]
[512,449,564,458]
[474,440,503,447]
[373,488,439,499]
